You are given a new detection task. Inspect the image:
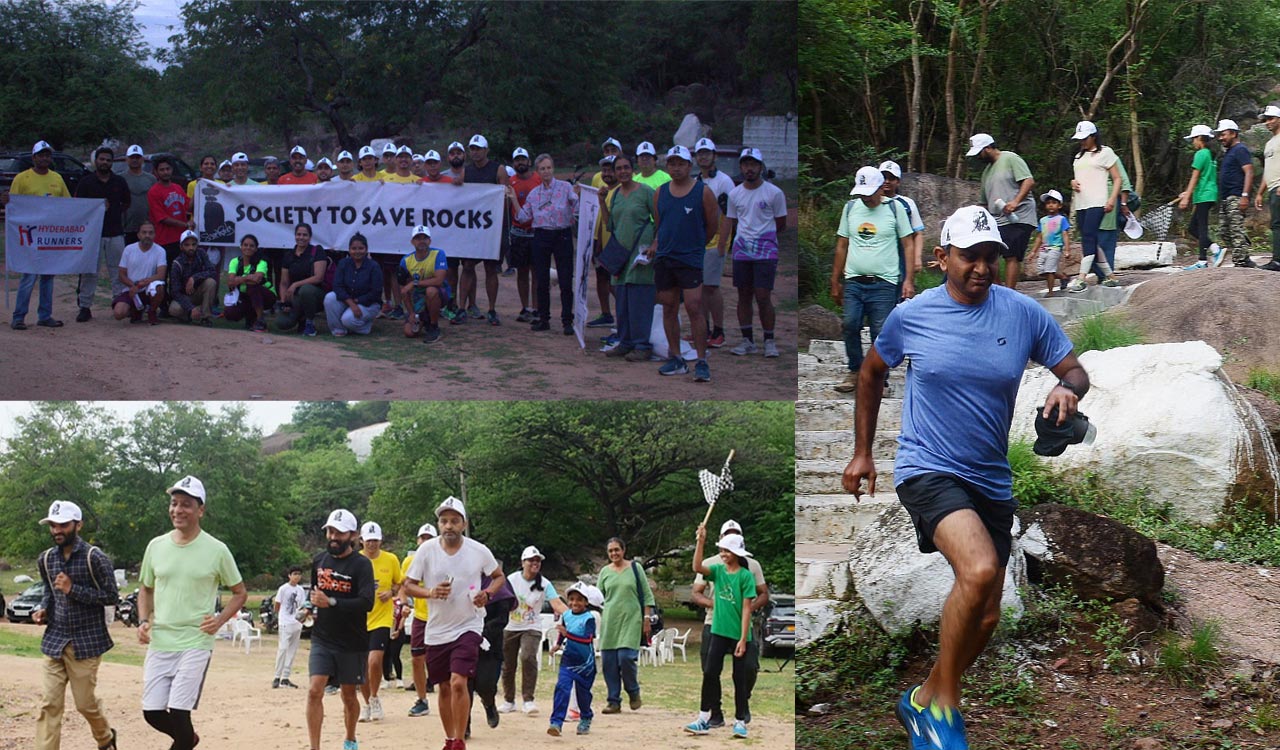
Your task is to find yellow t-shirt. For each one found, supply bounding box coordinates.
[382,173,420,184]
[11,168,70,197]
[591,172,606,189]
[401,552,429,622]
[363,549,403,631]
[352,172,380,183]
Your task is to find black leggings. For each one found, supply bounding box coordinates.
[144,708,196,750]
[1188,202,1213,258]
[700,634,750,722]
[384,632,405,681]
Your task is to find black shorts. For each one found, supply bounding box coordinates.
[368,626,391,651]
[998,223,1034,261]
[509,234,534,269]
[653,256,702,291]
[896,472,1018,568]
[732,258,779,291]
[309,639,368,685]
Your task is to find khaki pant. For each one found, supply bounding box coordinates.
[169,277,217,321]
[36,643,113,750]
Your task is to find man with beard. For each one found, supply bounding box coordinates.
[1215,119,1257,267]
[336,151,357,181]
[508,147,541,322]
[725,148,789,359]
[73,146,131,322]
[34,501,119,750]
[122,144,155,245]
[421,151,453,185]
[308,509,375,750]
[168,229,219,325]
[591,137,623,188]
[969,133,1037,288]
[316,158,335,182]
[403,497,507,750]
[147,156,193,290]
[138,476,247,750]
[460,134,508,326]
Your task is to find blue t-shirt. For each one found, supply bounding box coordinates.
[873,284,1074,501]
[1218,142,1252,198]
[1038,214,1071,248]
[559,610,596,673]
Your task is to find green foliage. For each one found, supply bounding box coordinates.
[291,401,351,432]
[1245,370,1280,406]
[1008,440,1059,506]
[795,605,913,707]
[1069,312,1146,355]
[1158,620,1223,685]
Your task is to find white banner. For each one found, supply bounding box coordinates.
[573,184,601,349]
[193,179,505,259]
[4,195,105,275]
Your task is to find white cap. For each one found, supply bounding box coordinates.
[290,145,307,157]
[382,143,397,155]
[263,155,278,164]
[166,475,207,504]
[1039,189,1064,203]
[636,141,656,156]
[1261,106,1280,119]
[940,205,1007,249]
[126,144,145,157]
[468,134,488,148]
[719,519,743,536]
[337,150,354,162]
[448,141,465,153]
[411,224,431,239]
[601,137,622,150]
[1184,124,1215,140]
[694,137,716,152]
[412,153,425,162]
[566,581,604,608]
[180,229,199,243]
[716,534,753,558]
[1214,118,1241,133]
[417,523,438,539]
[323,508,358,533]
[358,146,376,160]
[397,145,412,156]
[521,545,545,561]
[40,500,82,525]
[316,157,334,168]
[512,147,530,159]
[739,147,764,164]
[424,150,441,162]
[435,495,467,520]
[878,160,902,179]
[360,521,383,541]
[304,159,315,171]
[599,155,617,166]
[231,151,249,164]
[1071,121,1099,140]
[218,159,231,169]
[965,133,995,156]
[31,140,53,154]
[849,166,885,197]
[665,145,693,162]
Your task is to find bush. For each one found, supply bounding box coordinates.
[1069,312,1145,354]
[1245,370,1280,406]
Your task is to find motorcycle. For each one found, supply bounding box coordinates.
[117,590,139,628]
[260,597,278,634]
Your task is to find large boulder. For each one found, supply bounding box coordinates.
[848,503,1025,632]
[1017,503,1164,607]
[1011,342,1280,524]
[896,173,981,248]
[799,304,842,350]
[1114,242,1176,269]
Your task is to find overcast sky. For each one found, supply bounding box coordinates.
[0,401,298,441]
[135,0,184,69]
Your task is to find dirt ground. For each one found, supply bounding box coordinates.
[0,626,792,750]
[1158,543,1280,665]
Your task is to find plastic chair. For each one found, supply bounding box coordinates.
[230,617,262,653]
[670,627,690,662]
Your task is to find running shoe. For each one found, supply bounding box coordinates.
[732,720,748,739]
[485,701,499,728]
[684,718,711,736]
[487,310,500,326]
[523,701,539,714]
[1210,243,1226,267]
[501,267,516,277]
[918,700,970,750]
[730,340,758,356]
[1237,257,1259,268]
[343,741,358,750]
[602,334,620,347]
[325,684,339,695]
[530,321,550,331]
[497,702,517,714]
[451,311,467,325]
[547,725,562,737]
[764,340,779,358]
[1261,260,1280,272]
[1066,279,1087,293]
[251,320,267,332]
[423,325,441,344]
[388,308,406,321]
[895,687,930,750]
[467,304,483,319]
[358,703,371,722]
[1100,278,1120,288]
[370,696,384,721]
[694,359,711,382]
[408,699,431,717]
[659,357,688,376]
[76,306,92,322]
[707,332,726,348]
[515,309,532,323]
[1182,260,1208,271]
[280,679,299,689]
[576,719,591,735]
[708,715,726,728]
[586,313,614,328]
[303,320,317,336]
[271,678,280,689]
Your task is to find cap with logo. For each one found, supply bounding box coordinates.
[411,224,431,239]
[290,145,307,157]
[521,545,545,561]
[636,141,657,156]
[397,145,412,157]
[849,166,886,197]
[878,160,902,179]
[665,145,693,162]
[1261,105,1280,120]
[127,144,145,157]
[468,134,488,149]
[218,159,231,170]
[719,519,743,536]
[1183,124,1215,140]
[1071,121,1099,140]
[599,155,617,166]
[716,534,753,558]
[166,475,207,504]
[31,140,53,155]
[940,205,1007,249]
[1214,119,1241,133]
[417,523,438,539]
[601,137,622,150]
[1039,189,1064,203]
[422,150,440,162]
[448,141,465,153]
[316,157,335,168]
[180,229,199,244]
[412,153,425,163]
[360,521,383,541]
[337,150,354,162]
[739,147,764,164]
[40,500,82,525]
[965,133,995,157]
[382,143,397,155]
[358,146,376,160]
[231,152,249,164]
[323,508,358,533]
[566,581,605,608]
[435,495,467,520]
[512,147,530,160]
[694,137,716,153]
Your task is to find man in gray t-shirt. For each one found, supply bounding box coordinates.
[970,133,1037,289]
[122,145,156,245]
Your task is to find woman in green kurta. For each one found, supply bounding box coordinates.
[600,155,657,360]
[596,536,655,713]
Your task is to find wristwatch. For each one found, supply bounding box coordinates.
[1057,379,1084,398]
[327,596,337,607]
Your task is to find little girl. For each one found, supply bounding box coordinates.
[1027,189,1073,294]
[548,582,601,737]
[685,523,757,739]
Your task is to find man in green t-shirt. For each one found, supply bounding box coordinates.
[970,133,1038,289]
[138,475,246,750]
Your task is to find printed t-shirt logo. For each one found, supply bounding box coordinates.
[316,566,353,593]
[856,222,877,240]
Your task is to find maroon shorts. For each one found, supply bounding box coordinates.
[425,631,482,686]
[410,617,427,657]
[112,291,160,308]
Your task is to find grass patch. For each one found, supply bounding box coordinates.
[1157,621,1223,685]
[0,627,145,666]
[1245,369,1280,406]
[1069,311,1145,354]
[635,651,792,719]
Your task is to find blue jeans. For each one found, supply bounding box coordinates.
[1099,228,1119,272]
[600,648,639,706]
[550,664,595,726]
[841,278,897,372]
[1076,207,1104,260]
[616,283,656,350]
[13,273,54,323]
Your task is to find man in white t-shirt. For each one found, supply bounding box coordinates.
[273,566,308,688]
[880,161,926,298]
[694,138,738,349]
[498,545,568,716]
[403,497,506,750]
[724,149,789,359]
[112,220,169,325]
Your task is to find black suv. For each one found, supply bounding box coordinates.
[754,593,795,657]
[110,152,199,186]
[0,151,89,221]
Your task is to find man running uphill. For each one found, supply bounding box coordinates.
[842,205,1089,750]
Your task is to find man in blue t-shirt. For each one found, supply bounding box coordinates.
[1214,119,1256,267]
[842,205,1089,750]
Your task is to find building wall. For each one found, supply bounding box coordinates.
[743,114,798,179]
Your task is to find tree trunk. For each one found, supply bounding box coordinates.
[907,0,925,174]
[943,0,968,177]
[960,0,999,177]
[810,88,823,161]
[1086,0,1148,121]
[1127,58,1144,196]
[863,64,880,149]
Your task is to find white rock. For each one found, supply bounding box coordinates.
[673,114,704,150]
[1114,241,1176,269]
[796,598,846,647]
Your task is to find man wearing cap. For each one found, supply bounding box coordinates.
[500,546,567,716]
[634,142,671,189]
[168,228,219,325]
[122,145,155,246]
[690,520,768,729]
[379,144,398,179]
[879,161,926,300]
[399,524,438,718]
[968,133,1037,288]
[830,166,918,393]
[462,134,509,326]
[842,205,1088,750]
[308,509,375,750]
[588,154,620,331]
[1254,106,1280,271]
[279,147,318,185]
[421,151,453,185]
[263,156,282,185]
[138,475,247,750]
[336,151,357,181]
[508,147,541,322]
[33,500,119,750]
[384,147,420,184]
[403,497,507,750]
[147,155,194,292]
[725,148,788,358]
[73,145,131,322]
[217,160,233,182]
[4,140,70,329]
[693,138,737,348]
[316,158,335,182]
[112,221,168,325]
[1216,119,1256,267]
[228,153,259,186]
[358,521,402,723]
[354,147,381,182]
[397,225,450,344]
[591,138,624,188]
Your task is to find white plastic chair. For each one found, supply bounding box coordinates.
[230,617,262,653]
[670,627,690,662]
[541,624,561,670]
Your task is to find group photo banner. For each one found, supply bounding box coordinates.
[4,195,105,275]
[194,179,506,259]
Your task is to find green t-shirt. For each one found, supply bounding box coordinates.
[837,198,912,284]
[139,530,243,652]
[707,563,757,642]
[633,170,671,190]
[228,255,274,293]
[978,151,1037,227]
[1191,148,1218,205]
[597,562,656,651]
[1099,158,1134,231]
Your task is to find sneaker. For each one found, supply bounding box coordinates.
[1182,260,1208,270]
[441,305,458,322]
[1100,278,1120,288]
[547,725,562,737]
[325,684,339,695]
[764,339,779,358]
[485,701,499,728]
[684,719,711,736]
[370,696,384,721]
[586,313,614,328]
[303,320,317,336]
[730,340,757,356]
[530,321,550,331]
[895,687,930,750]
[918,700,970,750]
[693,359,711,382]
[732,720,748,739]
[659,357,688,376]
[487,310,500,326]
[358,703,371,722]
[563,324,574,336]
[378,304,391,319]
[343,741,358,750]
[501,267,516,277]
[625,348,653,362]
[10,320,27,330]
[497,702,517,714]
[467,304,483,319]
[515,309,532,323]
[271,678,280,689]
[601,334,620,347]
[76,307,92,322]
[451,311,467,325]
[1210,242,1226,267]
[1237,257,1259,268]
[388,308,406,321]
[523,701,539,715]
[1066,279,1088,293]
[576,719,591,735]
[605,345,634,358]
[199,318,213,327]
[833,370,858,393]
[408,699,431,717]
[707,332,726,348]
[423,325,442,344]
[1260,260,1280,271]
[601,703,621,714]
[629,694,642,711]
[280,679,299,688]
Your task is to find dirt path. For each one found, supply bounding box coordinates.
[1158,543,1280,664]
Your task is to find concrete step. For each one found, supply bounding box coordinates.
[796,458,893,495]
[794,398,902,432]
[796,492,897,546]
[798,355,909,387]
[795,542,853,599]
[807,337,867,362]
[797,379,904,401]
[796,429,898,462]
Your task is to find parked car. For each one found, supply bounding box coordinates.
[754,593,795,657]
[6,582,47,623]
[110,152,199,186]
[0,150,90,221]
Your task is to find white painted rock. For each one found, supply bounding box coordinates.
[796,598,846,647]
[673,113,705,150]
[849,503,1025,632]
[1114,241,1176,269]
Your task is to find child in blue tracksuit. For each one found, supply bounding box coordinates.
[548,582,600,737]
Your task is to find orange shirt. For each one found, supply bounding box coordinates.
[278,172,319,185]
[421,174,454,184]
[509,172,542,232]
